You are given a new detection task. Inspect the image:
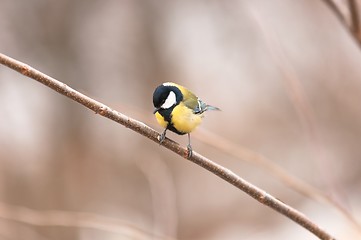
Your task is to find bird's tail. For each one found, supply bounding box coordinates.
[197,99,220,113]
[205,105,221,111]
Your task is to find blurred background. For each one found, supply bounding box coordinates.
[1,0,361,239]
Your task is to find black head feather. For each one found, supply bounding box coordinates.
[153,84,183,109]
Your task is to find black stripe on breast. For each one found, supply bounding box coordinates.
[157,107,186,135]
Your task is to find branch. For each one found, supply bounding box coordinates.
[0,53,336,240]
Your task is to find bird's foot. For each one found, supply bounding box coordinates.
[187,144,193,158]
[158,130,166,145]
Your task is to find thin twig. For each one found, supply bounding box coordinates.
[0,53,336,240]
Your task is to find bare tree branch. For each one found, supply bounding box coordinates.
[0,53,336,240]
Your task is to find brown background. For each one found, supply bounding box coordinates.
[0,1,360,239]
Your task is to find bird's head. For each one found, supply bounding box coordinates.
[153,83,183,113]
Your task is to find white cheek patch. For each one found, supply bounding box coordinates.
[161,91,176,109]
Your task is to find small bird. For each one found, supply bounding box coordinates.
[153,82,220,157]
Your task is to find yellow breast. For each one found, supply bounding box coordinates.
[155,112,168,128]
[171,103,203,134]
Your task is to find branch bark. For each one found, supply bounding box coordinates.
[0,53,336,240]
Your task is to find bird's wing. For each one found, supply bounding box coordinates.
[169,83,199,111]
[166,82,212,114]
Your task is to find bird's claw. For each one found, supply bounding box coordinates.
[158,131,166,145]
[187,144,193,158]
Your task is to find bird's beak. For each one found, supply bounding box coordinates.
[153,108,159,114]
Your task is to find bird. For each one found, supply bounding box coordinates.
[152,82,220,158]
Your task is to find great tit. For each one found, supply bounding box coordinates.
[153,82,220,157]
